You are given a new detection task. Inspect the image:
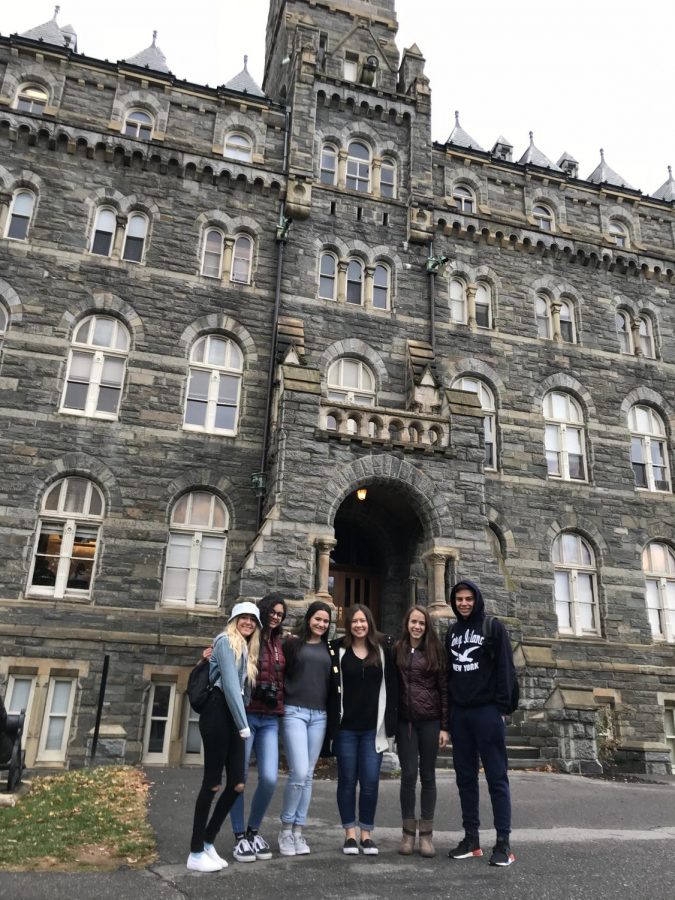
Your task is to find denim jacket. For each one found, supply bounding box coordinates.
[209,633,249,732]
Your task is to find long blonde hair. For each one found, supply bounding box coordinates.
[222,619,260,685]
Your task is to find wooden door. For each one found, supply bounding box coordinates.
[328,563,381,628]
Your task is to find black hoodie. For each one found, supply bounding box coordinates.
[445,580,516,715]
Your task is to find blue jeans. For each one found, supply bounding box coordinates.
[230,712,280,834]
[280,706,327,826]
[334,728,383,831]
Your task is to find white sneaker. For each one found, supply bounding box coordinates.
[233,836,256,863]
[204,843,228,868]
[187,851,222,873]
[278,829,296,856]
[293,832,310,855]
[250,832,273,860]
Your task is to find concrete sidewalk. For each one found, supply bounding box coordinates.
[1,767,674,900]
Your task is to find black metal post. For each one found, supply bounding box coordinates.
[90,653,109,762]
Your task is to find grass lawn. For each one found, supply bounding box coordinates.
[0,766,156,871]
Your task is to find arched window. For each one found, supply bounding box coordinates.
[346,259,364,305]
[224,132,253,162]
[628,405,671,493]
[231,234,253,283]
[475,282,492,329]
[5,190,36,241]
[201,228,225,278]
[380,157,396,199]
[453,185,475,213]
[642,542,675,641]
[319,252,337,300]
[449,277,467,324]
[14,83,49,114]
[123,109,154,140]
[0,305,8,343]
[90,207,116,257]
[609,220,628,249]
[122,213,148,262]
[346,141,371,193]
[327,358,376,406]
[320,143,338,186]
[638,315,656,358]
[536,293,552,339]
[326,414,338,432]
[616,310,633,354]
[543,392,587,481]
[61,315,130,419]
[28,477,104,600]
[372,263,390,310]
[453,376,496,469]
[533,203,554,231]
[552,532,599,636]
[559,299,576,343]
[184,335,243,435]
[162,491,229,608]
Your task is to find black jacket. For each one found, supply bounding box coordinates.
[397,646,449,730]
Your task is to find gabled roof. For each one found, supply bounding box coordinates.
[651,166,675,202]
[224,57,265,97]
[446,111,483,151]
[586,149,634,190]
[518,132,562,171]
[124,31,170,74]
[20,7,77,51]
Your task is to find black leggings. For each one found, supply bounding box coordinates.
[190,689,245,853]
[396,719,440,821]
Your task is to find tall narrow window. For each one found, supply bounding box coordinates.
[559,299,576,343]
[638,315,656,358]
[162,491,229,608]
[123,109,154,140]
[90,207,116,256]
[453,185,475,213]
[143,682,176,763]
[642,542,675,642]
[346,141,371,193]
[320,144,338,185]
[536,293,552,338]
[231,234,253,284]
[28,476,104,600]
[5,190,36,241]
[343,55,359,82]
[372,264,390,310]
[533,204,554,231]
[628,405,671,492]
[552,532,599,636]
[543,392,587,481]
[224,132,253,162]
[449,277,467,323]
[380,157,396,199]
[616,310,633,354]
[327,358,376,406]
[319,252,337,300]
[122,213,147,262]
[346,259,364,305]
[37,677,76,762]
[475,282,492,329]
[61,315,129,419]
[665,704,675,772]
[201,228,224,278]
[183,701,203,763]
[14,83,49,114]
[184,334,243,435]
[6,675,35,748]
[609,220,628,248]
[452,376,497,469]
[0,305,7,344]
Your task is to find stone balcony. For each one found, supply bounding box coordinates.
[317,399,451,452]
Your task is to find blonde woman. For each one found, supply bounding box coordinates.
[187,601,261,873]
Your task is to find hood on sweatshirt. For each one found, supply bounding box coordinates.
[449,579,485,624]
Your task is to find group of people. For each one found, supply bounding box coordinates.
[187,579,517,874]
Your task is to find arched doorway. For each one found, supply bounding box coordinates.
[328,484,425,633]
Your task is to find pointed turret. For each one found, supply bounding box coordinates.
[124,31,170,74]
[651,166,675,202]
[446,112,483,151]
[518,132,562,171]
[20,5,77,50]
[586,149,634,190]
[224,56,265,97]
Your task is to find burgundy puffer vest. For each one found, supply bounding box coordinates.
[397,646,449,729]
[246,634,285,716]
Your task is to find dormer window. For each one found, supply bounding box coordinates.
[15,83,48,114]
[533,204,554,231]
[343,54,359,82]
[123,109,154,141]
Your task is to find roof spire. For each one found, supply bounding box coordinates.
[244,55,249,70]
[529,130,534,145]
[455,110,460,125]
[53,5,60,20]
[446,111,483,151]
[586,149,633,190]
[518,132,561,171]
[651,165,675,202]
[152,30,157,46]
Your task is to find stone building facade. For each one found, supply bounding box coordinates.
[0,1,673,774]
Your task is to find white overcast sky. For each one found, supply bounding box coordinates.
[3,1,673,195]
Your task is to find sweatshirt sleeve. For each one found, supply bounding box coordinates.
[493,620,516,715]
[212,636,249,732]
[383,641,399,737]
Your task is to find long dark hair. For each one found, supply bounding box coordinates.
[394,605,446,672]
[343,604,381,666]
[258,592,287,638]
[284,600,332,678]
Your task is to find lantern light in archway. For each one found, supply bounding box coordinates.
[356,488,367,501]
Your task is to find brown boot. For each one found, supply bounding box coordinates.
[398,819,416,855]
[418,820,435,858]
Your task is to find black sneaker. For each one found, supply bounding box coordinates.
[233,835,256,863]
[359,838,378,856]
[489,841,515,867]
[248,831,273,860]
[342,837,359,855]
[448,834,483,859]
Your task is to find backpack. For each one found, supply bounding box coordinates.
[450,615,520,715]
[187,657,214,714]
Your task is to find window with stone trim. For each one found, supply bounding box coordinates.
[90,207,116,257]
[0,303,7,344]
[14,83,49,114]
[327,358,376,406]
[452,185,475,213]
[122,213,148,263]
[123,109,154,140]
[628,405,671,493]
[319,251,337,300]
[61,315,130,419]
[449,277,467,324]
[346,258,364,305]
[5,189,36,241]
[224,131,253,163]
[183,334,243,435]
[475,281,492,329]
[609,220,628,249]
[559,299,576,343]
[320,143,338,186]
[642,542,675,642]
[638,314,656,358]
[665,703,675,772]
[231,234,253,284]
[343,54,359,82]
[543,391,587,481]
[536,293,552,338]
[201,228,225,278]
[380,157,396,199]
[616,310,633,354]
[37,677,77,763]
[533,203,554,231]
[552,532,599,636]
[143,681,176,764]
[452,376,497,469]
[372,263,390,310]
[5,674,36,749]
[346,141,371,193]
[28,476,104,601]
[162,491,229,608]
